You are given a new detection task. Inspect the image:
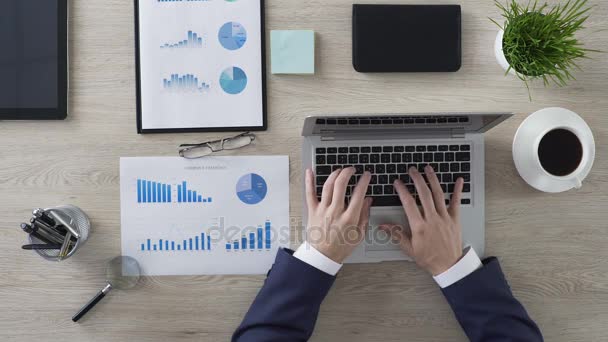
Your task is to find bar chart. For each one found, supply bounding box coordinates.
[140,231,212,252]
[163,74,210,93]
[226,220,272,251]
[161,30,203,49]
[137,179,212,204]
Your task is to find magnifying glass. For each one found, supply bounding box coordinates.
[72,256,141,322]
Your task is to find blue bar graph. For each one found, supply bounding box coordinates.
[152,182,157,203]
[140,230,213,253]
[257,227,263,249]
[163,73,210,93]
[147,181,151,202]
[142,179,147,203]
[226,220,272,252]
[161,30,204,49]
[137,180,142,203]
[137,179,212,204]
[265,221,271,249]
[138,222,272,254]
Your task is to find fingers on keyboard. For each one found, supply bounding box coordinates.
[314,144,472,205]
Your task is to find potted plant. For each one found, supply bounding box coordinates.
[491,0,596,99]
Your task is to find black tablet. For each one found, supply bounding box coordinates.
[0,0,68,120]
[353,4,461,73]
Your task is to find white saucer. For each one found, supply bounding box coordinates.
[512,107,595,193]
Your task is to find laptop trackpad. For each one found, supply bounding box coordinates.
[365,210,411,260]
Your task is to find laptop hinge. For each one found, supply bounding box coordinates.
[451,128,465,139]
[320,128,463,141]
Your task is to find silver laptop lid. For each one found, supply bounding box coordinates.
[302,113,512,137]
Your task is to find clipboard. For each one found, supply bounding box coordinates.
[134,0,267,133]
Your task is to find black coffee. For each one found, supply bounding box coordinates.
[537,129,583,176]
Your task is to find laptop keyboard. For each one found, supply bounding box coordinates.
[314,143,472,207]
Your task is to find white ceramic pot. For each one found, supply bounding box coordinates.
[512,107,595,193]
[494,30,516,75]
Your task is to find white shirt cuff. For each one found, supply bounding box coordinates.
[293,241,343,276]
[433,247,483,288]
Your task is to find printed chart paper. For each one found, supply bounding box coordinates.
[120,156,289,275]
[137,0,265,131]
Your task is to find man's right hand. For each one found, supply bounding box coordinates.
[304,167,372,264]
[380,165,465,276]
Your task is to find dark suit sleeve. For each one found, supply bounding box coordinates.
[232,248,336,342]
[442,257,543,342]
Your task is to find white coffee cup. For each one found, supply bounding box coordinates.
[513,107,595,193]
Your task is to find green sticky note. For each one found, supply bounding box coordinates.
[271,30,315,74]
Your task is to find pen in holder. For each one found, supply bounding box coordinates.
[24,205,91,261]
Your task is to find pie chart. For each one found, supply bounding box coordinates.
[236,173,267,205]
[218,22,247,50]
[220,67,247,95]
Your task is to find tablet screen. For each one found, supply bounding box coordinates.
[0,0,67,119]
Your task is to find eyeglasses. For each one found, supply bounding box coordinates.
[178,132,256,159]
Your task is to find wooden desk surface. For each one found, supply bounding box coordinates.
[1,0,607,341]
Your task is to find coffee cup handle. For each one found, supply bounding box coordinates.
[572,177,583,189]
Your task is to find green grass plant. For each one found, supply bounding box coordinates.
[491,0,596,98]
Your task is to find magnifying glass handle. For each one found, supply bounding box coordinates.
[72,283,113,322]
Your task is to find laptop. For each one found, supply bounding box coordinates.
[301,113,512,263]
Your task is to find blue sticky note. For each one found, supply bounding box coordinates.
[271,30,315,74]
